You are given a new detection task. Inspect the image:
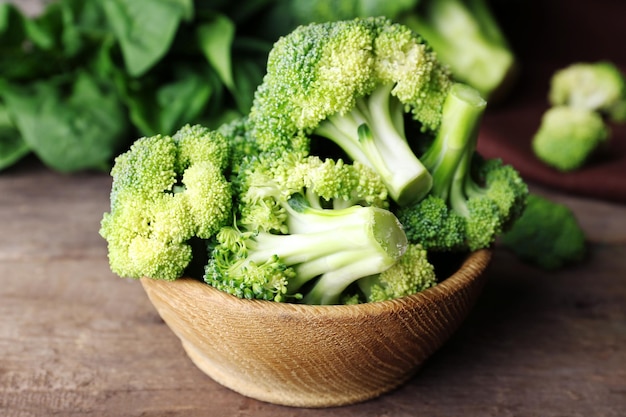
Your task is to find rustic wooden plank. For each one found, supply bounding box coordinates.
[2,248,624,417]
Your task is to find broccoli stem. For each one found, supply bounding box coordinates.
[314,83,433,206]
[420,82,486,207]
[449,142,474,218]
[283,193,369,234]
[301,256,390,305]
[401,0,516,100]
[244,205,407,304]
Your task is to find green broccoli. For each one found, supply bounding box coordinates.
[356,243,437,303]
[204,152,409,304]
[249,16,454,206]
[500,194,587,270]
[532,106,610,172]
[401,0,518,101]
[216,115,260,181]
[99,124,233,281]
[273,0,517,101]
[397,83,528,251]
[549,61,626,122]
[397,194,466,251]
[99,15,529,306]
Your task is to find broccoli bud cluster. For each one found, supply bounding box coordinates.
[533,61,626,172]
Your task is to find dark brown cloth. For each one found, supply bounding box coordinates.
[476,0,626,203]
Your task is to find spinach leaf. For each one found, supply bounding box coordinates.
[122,65,215,136]
[2,72,129,172]
[196,14,235,90]
[0,102,29,170]
[0,0,294,172]
[98,0,194,77]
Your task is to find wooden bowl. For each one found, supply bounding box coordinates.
[140,249,492,408]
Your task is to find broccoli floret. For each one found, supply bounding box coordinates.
[398,83,528,251]
[532,61,625,172]
[532,106,610,172]
[397,194,466,251]
[356,243,437,303]
[273,0,517,102]
[238,152,390,232]
[217,116,259,177]
[99,124,233,281]
[249,16,455,206]
[549,61,626,122]
[204,152,408,304]
[500,194,587,270]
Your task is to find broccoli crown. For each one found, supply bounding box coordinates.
[401,83,528,251]
[532,106,610,172]
[500,194,587,270]
[396,194,466,251]
[281,0,517,101]
[237,151,390,234]
[216,116,259,177]
[249,16,453,206]
[204,227,297,302]
[357,243,437,303]
[399,158,526,252]
[251,16,451,142]
[549,61,626,122]
[459,157,528,251]
[204,151,408,304]
[99,124,233,281]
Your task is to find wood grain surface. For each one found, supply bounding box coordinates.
[1,158,625,417]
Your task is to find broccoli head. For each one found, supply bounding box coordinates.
[249,16,454,206]
[216,116,259,178]
[500,194,587,270]
[398,83,528,252]
[272,0,517,102]
[549,61,626,122]
[204,151,408,304]
[356,243,437,303]
[532,106,610,172]
[100,124,233,281]
[396,194,466,251]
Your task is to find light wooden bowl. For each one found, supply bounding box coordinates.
[140,249,492,408]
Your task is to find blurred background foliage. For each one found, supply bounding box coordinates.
[0,0,518,173]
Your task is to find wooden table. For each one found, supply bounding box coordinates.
[1,157,625,417]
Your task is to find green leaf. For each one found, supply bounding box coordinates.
[123,66,213,136]
[197,14,235,90]
[24,3,63,50]
[0,102,30,170]
[156,70,213,134]
[98,0,194,77]
[228,37,272,113]
[231,57,265,113]
[0,3,55,81]
[0,132,30,170]
[2,72,129,172]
